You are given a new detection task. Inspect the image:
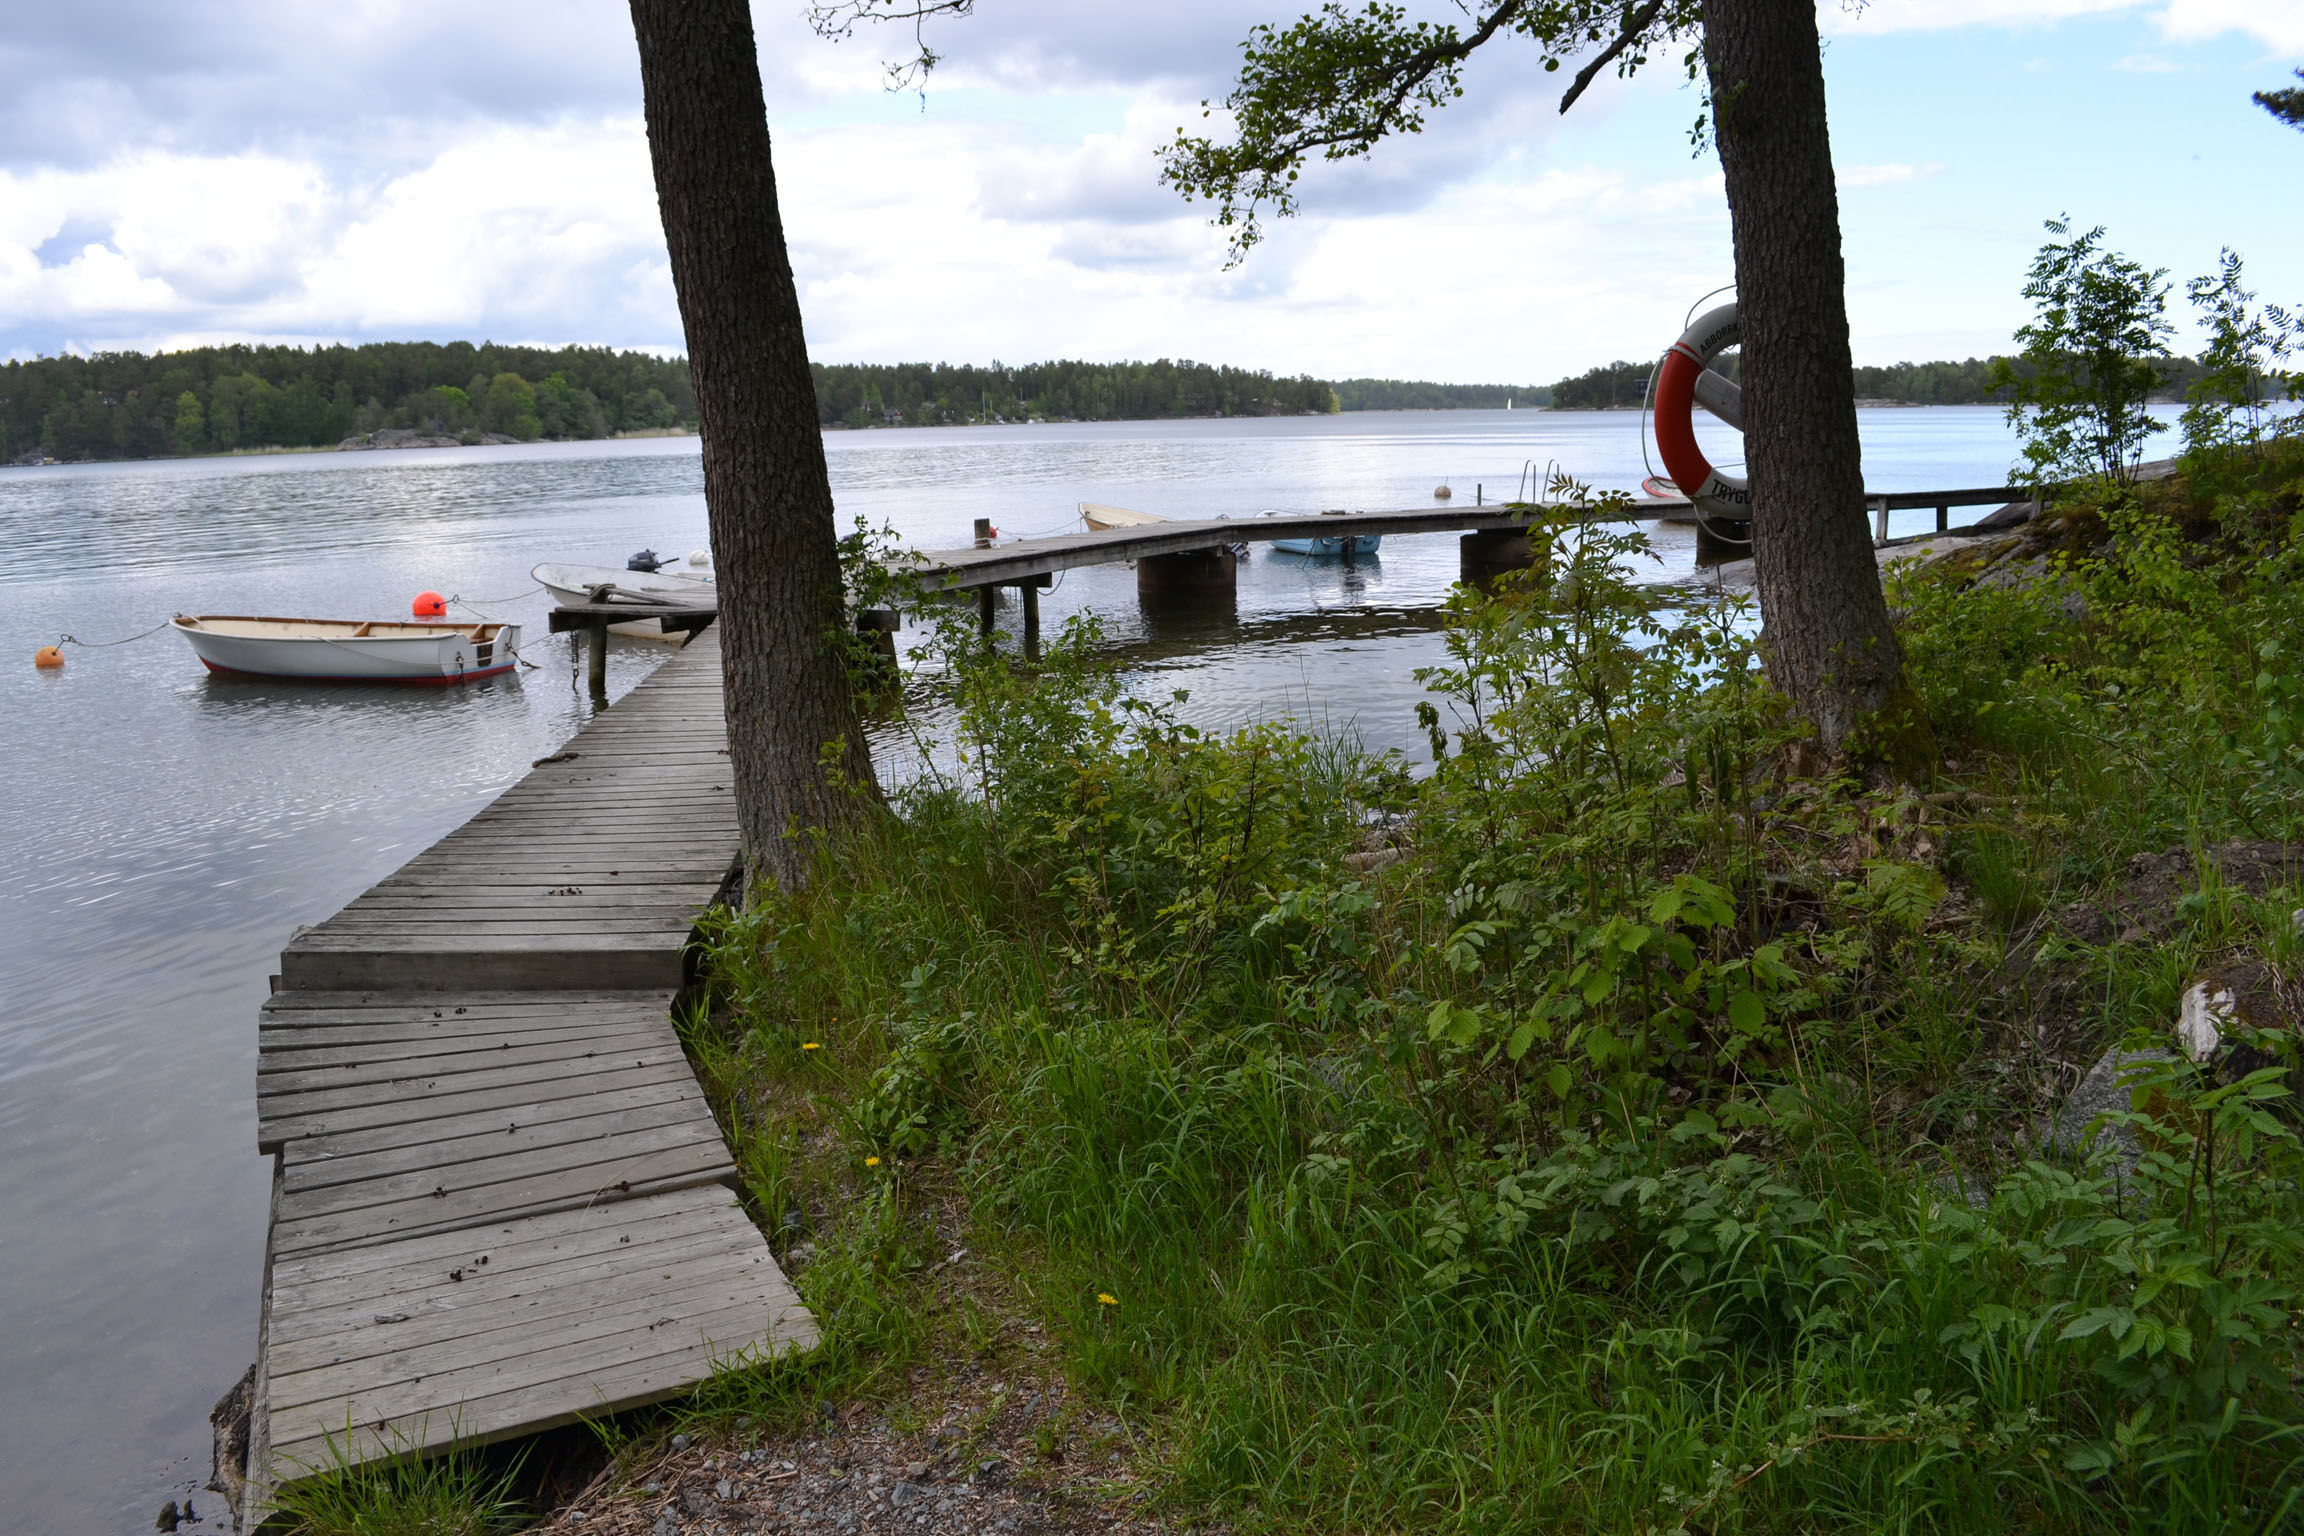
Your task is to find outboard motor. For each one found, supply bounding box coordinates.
[627,549,668,573]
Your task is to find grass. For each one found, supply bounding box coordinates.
[674,449,2304,1535]
[268,1434,526,1536]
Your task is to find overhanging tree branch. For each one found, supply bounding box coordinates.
[807,0,976,92]
[2258,70,2304,129]
[1158,0,1698,263]
[1558,0,1666,113]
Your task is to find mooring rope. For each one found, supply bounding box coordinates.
[58,617,177,648]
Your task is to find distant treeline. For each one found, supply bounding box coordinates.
[1550,354,2210,410]
[1,342,696,463]
[1332,378,1552,411]
[16,339,2215,464]
[811,358,1338,428]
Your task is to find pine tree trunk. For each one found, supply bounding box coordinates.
[629,0,877,890]
[1701,0,1928,764]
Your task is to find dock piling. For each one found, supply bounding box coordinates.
[1136,548,1237,605]
[585,616,608,699]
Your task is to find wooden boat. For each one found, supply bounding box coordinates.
[1080,501,1169,531]
[172,615,522,683]
[532,561,715,643]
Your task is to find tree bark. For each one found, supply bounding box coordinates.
[629,0,877,889]
[1701,0,1928,765]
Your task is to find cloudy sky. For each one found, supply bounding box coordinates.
[3,0,2300,381]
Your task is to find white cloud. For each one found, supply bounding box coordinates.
[1828,0,2304,50]
[2156,0,2304,52]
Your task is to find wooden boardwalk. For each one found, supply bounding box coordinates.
[279,633,741,993]
[249,627,813,1506]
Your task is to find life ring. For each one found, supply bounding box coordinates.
[1652,302,1749,518]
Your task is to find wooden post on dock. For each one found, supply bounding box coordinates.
[1021,581,1041,661]
[586,616,609,699]
[1871,497,1890,546]
[976,585,997,642]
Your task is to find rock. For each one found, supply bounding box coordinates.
[1343,847,1404,874]
[205,1361,254,1523]
[2176,981,2233,1063]
[671,1433,691,1451]
[903,1460,931,1481]
[156,1500,180,1532]
[891,1480,923,1508]
[2046,1045,2175,1171]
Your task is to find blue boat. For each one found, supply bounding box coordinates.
[1271,533,1382,558]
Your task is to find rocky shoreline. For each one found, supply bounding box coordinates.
[335,428,523,451]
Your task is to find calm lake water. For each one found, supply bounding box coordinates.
[0,406,2039,1530]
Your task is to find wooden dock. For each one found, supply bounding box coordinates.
[248,625,813,1510]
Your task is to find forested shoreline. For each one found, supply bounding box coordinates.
[0,342,698,464]
[3,340,2180,464]
[1549,352,2214,409]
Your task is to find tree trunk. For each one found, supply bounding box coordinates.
[1701,0,1929,767]
[629,0,877,889]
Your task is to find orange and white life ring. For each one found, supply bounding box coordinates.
[1653,302,1749,519]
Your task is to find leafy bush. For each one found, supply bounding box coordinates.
[690,460,2304,1533]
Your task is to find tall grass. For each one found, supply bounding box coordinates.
[689,456,2304,1534]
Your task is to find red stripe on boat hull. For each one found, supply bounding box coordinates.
[196,659,518,686]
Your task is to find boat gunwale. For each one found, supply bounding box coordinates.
[173,614,511,641]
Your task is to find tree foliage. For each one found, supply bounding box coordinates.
[0,341,697,464]
[2257,69,2304,129]
[1157,0,1700,262]
[809,357,1337,426]
[1992,218,2174,485]
[2181,248,2300,463]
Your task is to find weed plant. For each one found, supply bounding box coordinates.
[690,457,2304,1534]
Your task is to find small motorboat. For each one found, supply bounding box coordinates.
[1264,510,1381,558]
[1271,534,1383,557]
[1080,501,1169,531]
[533,558,715,642]
[532,559,715,608]
[1639,475,1701,524]
[172,615,522,683]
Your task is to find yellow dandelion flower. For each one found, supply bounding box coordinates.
[865,1156,882,1167]
[801,1042,821,1051]
[1097,1293,1119,1306]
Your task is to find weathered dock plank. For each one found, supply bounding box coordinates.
[261,1186,813,1482]
[277,626,742,993]
[257,990,734,1258]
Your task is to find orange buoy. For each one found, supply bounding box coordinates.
[412,591,448,618]
[33,645,64,669]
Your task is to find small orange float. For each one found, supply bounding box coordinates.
[412,591,448,618]
[34,644,64,668]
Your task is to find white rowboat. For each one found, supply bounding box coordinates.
[532,561,716,608]
[172,615,523,684]
[532,561,716,643]
[1079,501,1169,531]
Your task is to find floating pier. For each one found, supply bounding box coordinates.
[247,625,813,1514]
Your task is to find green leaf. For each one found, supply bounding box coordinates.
[1727,990,1766,1034]
[2059,1306,2133,1343]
